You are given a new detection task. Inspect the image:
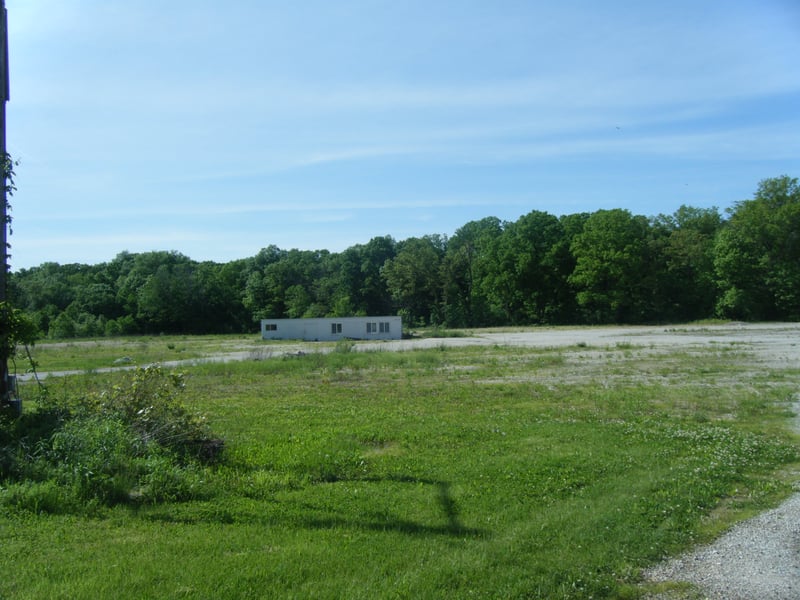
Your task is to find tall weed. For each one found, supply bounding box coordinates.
[48,416,142,504]
[89,365,219,462]
[1,365,220,513]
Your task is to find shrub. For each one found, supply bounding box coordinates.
[1,365,221,512]
[137,450,205,503]
[91,365,221,462]
[48,416,143,504]
[334,339,355,353]
[0,480,71,514]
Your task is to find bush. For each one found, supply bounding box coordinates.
[91,365,220,462]
[0,365,221,512]
[137,450,205,503]
[0,480,71,514]
[333,339,355,353]
[48,416,142,504]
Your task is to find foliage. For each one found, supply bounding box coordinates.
[484,211,567,324]
[441,217,503,326]
[0,301,38,413]
[568,209,653,323]
[2,153,16,249]
[0,365,219,511]
[650,205,723,321]
[7,175,800,336]
[90,365,216,460]
[0,300,38,363]
[382,235,446,326]
[715,175,800,320]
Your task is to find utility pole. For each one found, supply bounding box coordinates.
[0,0,11,410]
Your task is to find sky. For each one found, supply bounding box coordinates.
[5,0,800,270]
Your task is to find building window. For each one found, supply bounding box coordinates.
[366,322,377,334]
[264,323,277,331]
[331,323,342,334]
[379,322,390,333]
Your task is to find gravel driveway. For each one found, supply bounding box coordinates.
[643,493,800,599]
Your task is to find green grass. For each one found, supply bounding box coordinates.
[20,334,265,373]
[3,341,799,599]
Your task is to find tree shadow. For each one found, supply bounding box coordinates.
[143,474,489,538]
[436,481,463,533]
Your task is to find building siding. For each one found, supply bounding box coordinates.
[261,316,402,341]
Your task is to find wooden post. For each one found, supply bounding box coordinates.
[0,0,10,406]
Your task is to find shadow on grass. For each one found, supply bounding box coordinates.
[143,476,489,538]
[300,480,484,537]
[1,407,67,476]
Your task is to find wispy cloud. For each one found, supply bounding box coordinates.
[7,1,800,269]
[16,193,525,223]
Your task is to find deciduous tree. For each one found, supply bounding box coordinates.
[569,209,651,323]
[715,176,800,320]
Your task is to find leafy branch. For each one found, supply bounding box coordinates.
[3,151,16,248]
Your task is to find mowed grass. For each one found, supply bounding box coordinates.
[3,340,799,599]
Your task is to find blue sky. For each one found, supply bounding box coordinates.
[6,0,800,269]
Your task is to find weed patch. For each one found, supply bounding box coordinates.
[1,366,220,514]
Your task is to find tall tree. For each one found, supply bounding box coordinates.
[486,210,565,324]
[382,235,445,326]
[243,248,329,319]
[715,175,800,320]
[328,236,396,317]
[651,205,722,321]
[569,209,651,323]
[136,262,202,333]
[357,236,396,316]
[442,217,502,327]
[243,246,287,320]
[548,212,589,323]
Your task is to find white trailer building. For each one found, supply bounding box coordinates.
[261,316,402,342]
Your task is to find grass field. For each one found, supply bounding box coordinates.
[19,334,263,373]
[2,332,799,599]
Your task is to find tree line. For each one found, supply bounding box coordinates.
[8,175,799,338]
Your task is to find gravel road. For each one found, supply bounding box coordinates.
[644,493,800,599]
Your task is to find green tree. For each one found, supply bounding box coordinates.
[569,209,652,323]
[483,211,565,324]
[651,206,722,321]
[71,282,119,318]
[548,212,589,323]
[382,235,445,326]
[715,175,800,320]
[284,284,312,318]
[11,262,74,313]
[356,236,396,316]
[136,262,201,333]
[441,218,502,327]
[243,247,330,319]
[114,251,191,326]
[215,258,254,331]
[242,246,287,320]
